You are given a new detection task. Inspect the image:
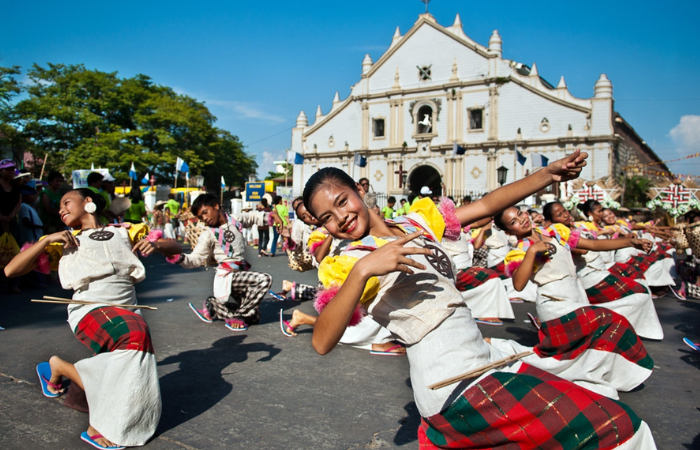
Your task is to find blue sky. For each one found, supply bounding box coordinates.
[3,0,700,178]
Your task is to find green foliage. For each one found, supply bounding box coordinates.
[621,176,653,208]
[0,63,257,190]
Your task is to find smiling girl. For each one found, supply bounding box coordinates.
[5,188,180,449]
[302,151,656,449]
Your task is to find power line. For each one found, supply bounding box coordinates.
[245,126,293,147]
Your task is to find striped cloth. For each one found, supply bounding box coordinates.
[418,364,642,449]
[74,306,154,355]
[489,261,509,280]
[534,306,654,369]
[454,267,502,292]
[585,273,648,305]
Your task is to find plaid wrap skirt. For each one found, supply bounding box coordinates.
[75,306,154,355]
[418,364,642,449]
[585,274,647,305]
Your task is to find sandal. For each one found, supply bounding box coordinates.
[279,309,296,337]
[189,302,213,323]
[475,318,504,326]
[224,318,248,332]
[527,312,541,330]
[269,290,287,301]
[370,344,405,356]
[36,362,64,398]
[80,432,125,450]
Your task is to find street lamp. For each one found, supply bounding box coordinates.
[193,175,204,188]
[497,165,509,187]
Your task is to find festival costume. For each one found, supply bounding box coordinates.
[485,227,538,302]
[317,199,655,449]
[171,212,272,325]
[504,224,663,340]
[45,224,161,447]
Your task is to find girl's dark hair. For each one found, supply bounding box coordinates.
[129,188,143,202]
[493,209,509,231]
[580,200,601,217]
[47,171,63,183]
[191,193,220,216]
[272,195,282,205]
[542,201,564,222]
[292,196,303,212]
[260,198,268,208]
[71,188,107,215]
[302,167,358,216]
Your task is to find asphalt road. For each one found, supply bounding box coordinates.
[1,244,699,449]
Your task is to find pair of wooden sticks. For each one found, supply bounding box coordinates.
[428,350,533,390]
[31,296,158,311]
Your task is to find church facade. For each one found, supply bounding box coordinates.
[290,13,667,201]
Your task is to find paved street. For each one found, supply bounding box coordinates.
[1,245,699,449]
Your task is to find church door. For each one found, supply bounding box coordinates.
[408,165,442,197]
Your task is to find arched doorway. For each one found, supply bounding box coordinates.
[408,165,442,197]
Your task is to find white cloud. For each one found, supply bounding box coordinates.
[206,100,286,123]
[259,150,285,176]
[669,115,700,152]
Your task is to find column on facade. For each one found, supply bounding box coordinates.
[488,86,499,141]
[361,101,369,149]
[456,91,463,142]
[486,149,497,191]
[446,91,454,141]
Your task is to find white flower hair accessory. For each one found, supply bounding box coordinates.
[84,201,97,214]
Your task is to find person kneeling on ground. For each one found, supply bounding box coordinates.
[168,194,272,332]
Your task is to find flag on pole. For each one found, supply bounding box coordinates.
[452,142,466,157]
[530,153,549,169]
[221,176,226,188]
[141,173,149,184]
[176,157,189,173]
[287,152,305,165]
[515,148,527,166]
[353,152,367,167]
[129,162,138,181]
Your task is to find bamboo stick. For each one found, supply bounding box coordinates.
[428,351,533,390]
[33,296,157,310]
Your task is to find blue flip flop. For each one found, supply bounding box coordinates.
[268,290,287,301]
[475,319,504,326]
[683,337,700,352]
[188,302,213,323]
[80,431,125,449]
[36,362,63,398]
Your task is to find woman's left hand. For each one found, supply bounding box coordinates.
[630,238,653,253]
[546,149,588,182]
[132,238,158,256]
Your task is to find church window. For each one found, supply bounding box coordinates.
[416,105,434,134]
[468,108,484,131]
[540,118,550,133]
[418,65,432,81]
[372,118,385,139]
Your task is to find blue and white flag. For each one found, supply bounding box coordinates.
[452,142,466,157]
[129,162,138,181]
[141,173,150,184]
[176,157,189,173]
[353,152,367,168]
[287,152,305,165]
[221,176,226,188]
[515,148,527,166]
[530,153,549,169]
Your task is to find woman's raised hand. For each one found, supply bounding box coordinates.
[630,238,653,253]
[355,231,431,278]
[46,230,80,248]
[546,149,588,182]
[132,238,157,256]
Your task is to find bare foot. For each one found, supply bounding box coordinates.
[484,337,492,344]
[47,356,67,395]
[282,279,294,293]
[371,342,406,355]
[87,425,117,448]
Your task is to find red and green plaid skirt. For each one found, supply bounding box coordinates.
[585,273,648,305]
[418,364,642,449]
[607,262,644,280]
[534,306,653,369]
[74,306,155,356]
[489,261,509,280]
[455,267,502,292]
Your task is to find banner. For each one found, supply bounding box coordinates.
[72,169,111,188]
[245,182,265,202]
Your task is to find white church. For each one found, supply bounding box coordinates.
[290,12,668,202]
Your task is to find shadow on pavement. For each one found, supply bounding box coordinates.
[394,401,420,446]
[502,326,539,347]
[155,335,281,434]
[682,431,700,449]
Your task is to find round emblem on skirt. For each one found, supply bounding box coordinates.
[424,243,454,280]
[223,229,236,243]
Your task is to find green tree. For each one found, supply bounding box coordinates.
[621,176,653,208]
[0,66,31,162]
[4,63,256,190]
[265,162,292,181]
